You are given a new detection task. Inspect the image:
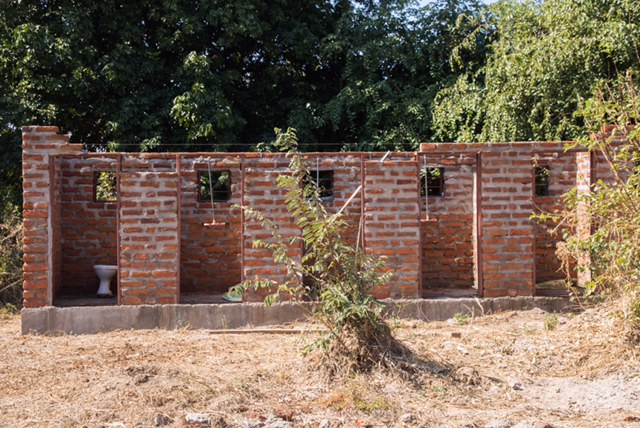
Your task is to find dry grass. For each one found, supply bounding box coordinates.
[0,307,639,427]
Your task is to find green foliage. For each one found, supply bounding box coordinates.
[453,311,470,325]
[553,73,640,342]
[0,0,484,158]
[94,171,117,202]
[235,128,404,376]
[0,202,23,308]
[544,313,558,331]
[433,0,640,143]
[0,0,486,254]
[318,0,486,150]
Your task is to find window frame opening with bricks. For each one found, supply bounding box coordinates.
[22,126,599,309]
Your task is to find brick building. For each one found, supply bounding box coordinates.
[22,126,602,308]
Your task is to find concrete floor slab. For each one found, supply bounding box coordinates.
[21,296,571,335]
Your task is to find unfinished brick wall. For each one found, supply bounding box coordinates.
[51,157,62,299]
[58,157,118,293]
[21,126,82,307]
[533,152,577,283]
[419,155,476,290]
[308,155,363,247]
[242,156,301,300]
[575,151,593,287]
[24,126,616,309]
[479,147,536,296]
[419,142,584,297]
[240,154,366,299]
[179,156,242,294]
[364,159,421,298]
[119,171,179,305]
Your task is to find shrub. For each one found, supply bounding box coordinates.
[0,202,23,309]
[553,73,640,343]
[235,128,407,376]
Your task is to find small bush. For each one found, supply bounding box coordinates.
[324,378,393,413]
[235,128,408,377]
[453,312,470,325]
[544,313,558,331]
[0,202,22,308]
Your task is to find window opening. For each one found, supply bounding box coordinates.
[306,169,334,199]
[94,171,117,202]
[198,170,231,202]
[535,166,550,197]
[420,167,444,197]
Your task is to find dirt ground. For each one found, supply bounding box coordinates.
[0,305,639,428]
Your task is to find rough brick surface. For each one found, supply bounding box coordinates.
[576,151,593,287]
[21,126,82,307]
[241,157,301,301]
[119,171,179,305]
[179,157,242,295]
[23,128,615,308]
[59,157,118,293]
[364,159,421,298]
[533,152,577,283]
[420,155,475,290]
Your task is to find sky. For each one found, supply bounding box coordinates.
[418,0,497,5]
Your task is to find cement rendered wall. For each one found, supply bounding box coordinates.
[23,126,602,310]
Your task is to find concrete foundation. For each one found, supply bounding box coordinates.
[22,296,570,335]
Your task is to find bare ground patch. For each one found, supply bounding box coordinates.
[0,307,638,427]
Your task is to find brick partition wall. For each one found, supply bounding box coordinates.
[51,156,62,300]
[23,126,617,309]
[308,155,363,247]
[119,171,179,305]
[242,156,302,301]
[575,151,593,288]
[21,126,83,307]
[480,147,536,296]
[364,158,421,298]
[533,151,577,283]
[419,142,588,297]
[419,154,476,290]
[179,156,242,295]
[241,153,372,299]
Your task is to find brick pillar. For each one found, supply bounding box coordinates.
[479,148,535,297]
[242,156,301,301]
[364,160,420,298]
[119,171,179,304]
[21,126,82,308]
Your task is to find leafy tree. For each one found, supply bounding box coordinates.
[237,128,409,376]
[433,0,640,142]
[0,0,485,305]
[316,0,486,150]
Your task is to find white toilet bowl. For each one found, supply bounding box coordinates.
[93,264,117,297]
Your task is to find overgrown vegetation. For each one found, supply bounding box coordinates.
[235,128,409,377]
[0,202,22,309]
[433,0,640,143]
[552,73,640,343]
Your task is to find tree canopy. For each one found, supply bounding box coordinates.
[432,0,640,143]
[0,0,484,209]
[3,0,639,209]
